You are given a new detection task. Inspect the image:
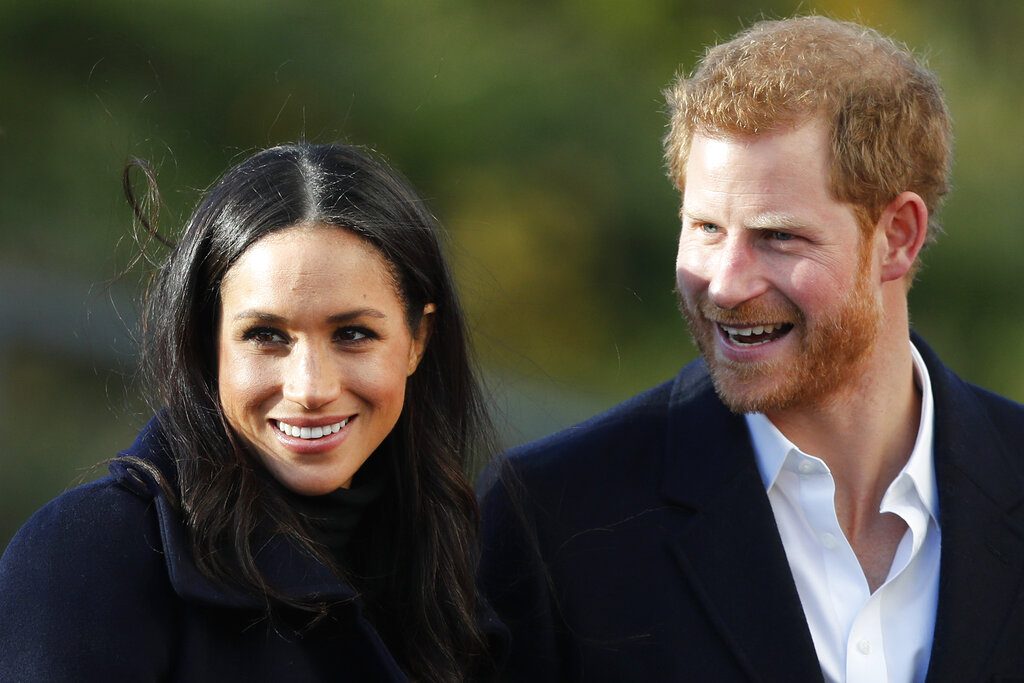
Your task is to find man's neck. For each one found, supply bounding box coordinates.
[765,321,923,590]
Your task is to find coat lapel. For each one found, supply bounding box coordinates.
[660,362,824,683]
[112,418,362,610]
[149,487,362,610]
[920,342,1024,683]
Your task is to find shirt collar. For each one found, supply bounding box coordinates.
[745,340,938,520]
[747,408,793,492]
[896,341,938,520]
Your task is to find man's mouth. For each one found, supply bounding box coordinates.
[275,418,351,440]
[718,322,793,346]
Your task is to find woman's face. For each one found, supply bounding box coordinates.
[217,224,432,496]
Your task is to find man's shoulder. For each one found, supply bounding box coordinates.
[919,337,1024,500]
[507,380,671,464]
[502,358,716,480]
[964,382,1024,431]
[920,335,1024,442]
[954,380,1024,471]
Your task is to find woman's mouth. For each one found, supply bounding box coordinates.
[275,418,351,440]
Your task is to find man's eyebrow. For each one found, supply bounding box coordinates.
[231,308,388,323]
[744,213,809,231]
[681,209,808,230]
[681,208,715,223]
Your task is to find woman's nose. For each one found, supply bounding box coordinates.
[282,343,340,410]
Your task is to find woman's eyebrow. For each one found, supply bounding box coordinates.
[327,308,388,323]
[231,310,286,323]
[231,308,388,323]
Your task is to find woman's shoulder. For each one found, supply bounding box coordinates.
[3,472,162,566]
[0,452,178,679]
[0,471,174,606]
[4,413,176,576]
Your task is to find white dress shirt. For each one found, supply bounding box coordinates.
[745,343,940,683]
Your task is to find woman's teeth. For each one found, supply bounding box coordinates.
[276,418,349,440]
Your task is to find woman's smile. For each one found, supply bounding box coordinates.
[274,417,351,440]
[269,415,355,455]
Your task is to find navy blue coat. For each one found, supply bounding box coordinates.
[479,336,1024,682]
[0,420,502,681]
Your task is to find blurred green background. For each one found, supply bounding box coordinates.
[3,0,1022,551]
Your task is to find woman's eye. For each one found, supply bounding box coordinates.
[242,327,288,345]
[336,327,375,343]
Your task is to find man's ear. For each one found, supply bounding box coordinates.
[407,303,436,376]
[877,191,929,283]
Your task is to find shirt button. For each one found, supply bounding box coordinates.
[857,640,871,655]
[798,460,815,474]
[821,533,838,550]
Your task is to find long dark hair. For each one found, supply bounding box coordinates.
[126,144,494,681]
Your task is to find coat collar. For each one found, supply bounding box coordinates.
[111,418,360,610]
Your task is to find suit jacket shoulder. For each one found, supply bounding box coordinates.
[495,377,677,524]
[496,358,722,498]
[507,377,676,466]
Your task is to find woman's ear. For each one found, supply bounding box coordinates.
[877,191,929,283]
[407,303,436,375]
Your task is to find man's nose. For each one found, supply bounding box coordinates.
[706,236,769,310]
[283,344,340,411]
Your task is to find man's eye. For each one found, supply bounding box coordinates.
[699,223,721,234]
[243,327,288,345]
[769,231,794,241]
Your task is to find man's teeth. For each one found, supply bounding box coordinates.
[720,322,787,345]
[276,418,349,439]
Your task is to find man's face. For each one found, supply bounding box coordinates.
[675,119,882,414]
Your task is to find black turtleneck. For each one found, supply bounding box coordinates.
[280,454,386,568]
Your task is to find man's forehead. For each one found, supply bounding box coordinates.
[690,117,829,150]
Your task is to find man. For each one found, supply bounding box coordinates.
[479,16,1024,683]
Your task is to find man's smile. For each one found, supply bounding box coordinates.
[717,322,794,346]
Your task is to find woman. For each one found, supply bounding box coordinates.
[0,144,503,681]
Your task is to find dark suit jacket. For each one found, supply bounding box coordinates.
[479,337,1024,682]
